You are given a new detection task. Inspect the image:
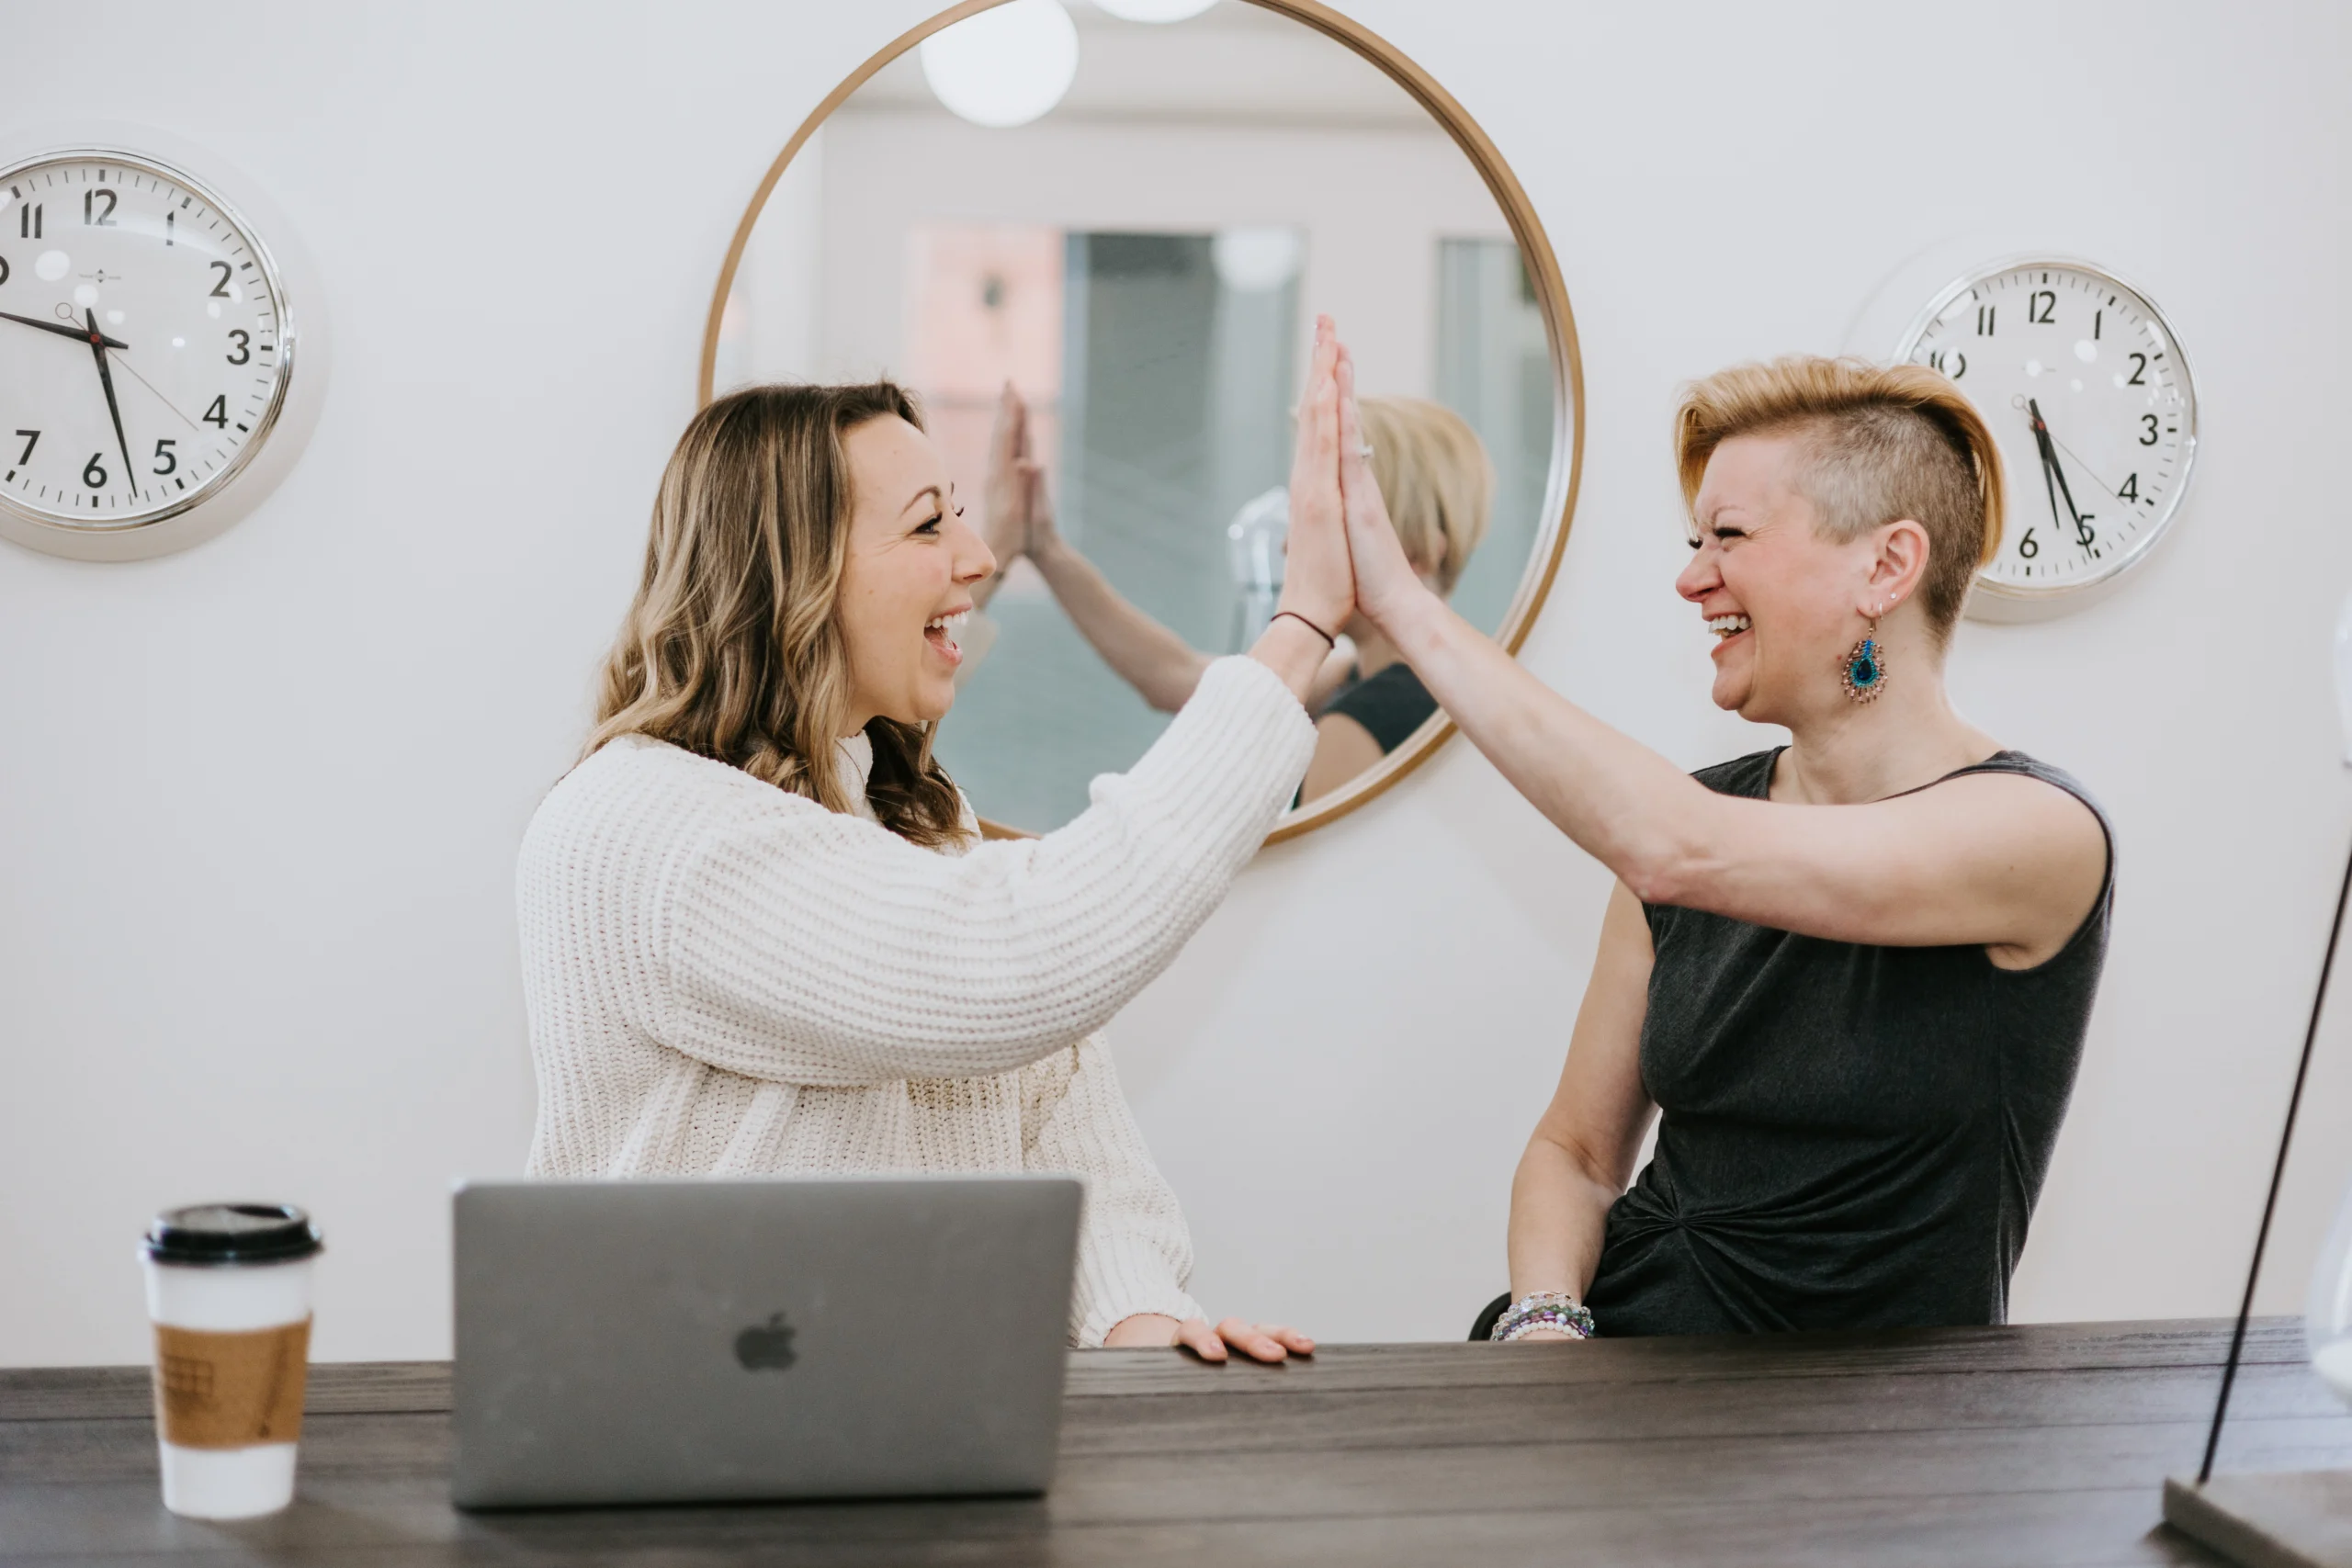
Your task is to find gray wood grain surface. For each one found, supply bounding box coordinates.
[3,1318,2339,1566]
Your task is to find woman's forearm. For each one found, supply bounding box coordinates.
[1031,537,1211,713]
[1382,590,1720,903]
[1506,1134,1620,1302]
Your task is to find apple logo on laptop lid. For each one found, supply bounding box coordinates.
[734,1312,797,1371]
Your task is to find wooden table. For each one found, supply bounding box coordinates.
[6,1317,2347,1566]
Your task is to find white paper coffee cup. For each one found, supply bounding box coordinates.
[141,1204,323,1519]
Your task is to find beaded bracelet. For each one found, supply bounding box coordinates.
[1490,1292,1597,1342]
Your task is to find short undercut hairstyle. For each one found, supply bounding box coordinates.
[1673,356,2005,637]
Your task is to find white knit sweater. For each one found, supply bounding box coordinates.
[516,656,1315,1347]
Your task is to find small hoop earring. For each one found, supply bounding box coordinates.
[1841,621,1888,705]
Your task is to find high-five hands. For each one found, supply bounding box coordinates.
[976,383,1035,608]
[1238,314,1359,703]
[1276,315,1356,638]
[1333,342,1436,633]
[1102,1311,1317,1364]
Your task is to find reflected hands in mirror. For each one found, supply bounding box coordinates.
[999,381,1215,713]
[974,381,1035,610]
[1000,316,1356,712]
[1103,1311,1316,1365]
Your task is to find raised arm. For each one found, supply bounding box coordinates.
[978,379,1208,709]
[1025,486,1212,712]
[1507,883,1657,1311]
[659,656,1314,1087]
[1330,347,2103,963]
[652,323,1359,1086]
[996,311,1358,715]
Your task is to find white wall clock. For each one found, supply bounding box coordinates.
[0,144,324,561]
[1895,256,2197,622]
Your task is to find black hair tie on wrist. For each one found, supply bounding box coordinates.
[1272,610,1336,649]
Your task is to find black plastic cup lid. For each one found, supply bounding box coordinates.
[143,1203,323,1266]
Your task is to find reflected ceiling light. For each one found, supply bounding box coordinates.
[1092,0,1221,20]
[1213,227,1304,293]
[921,0,1081,129]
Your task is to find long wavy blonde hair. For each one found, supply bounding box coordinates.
[586,382,968,848]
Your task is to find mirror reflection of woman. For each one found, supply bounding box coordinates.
[974,387,1491,804]
[1329,344,2113,1343]
[516,321,1364,1363]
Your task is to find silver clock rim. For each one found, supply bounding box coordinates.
[1891,252,2199,606]
[0,144,298,537]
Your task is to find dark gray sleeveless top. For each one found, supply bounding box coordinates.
[1582,749,2113,1337]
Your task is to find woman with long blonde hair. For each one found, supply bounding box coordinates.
[516,321,1360,1361]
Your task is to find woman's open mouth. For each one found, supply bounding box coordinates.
[1707,614,1751,655]
[924,610,969,666]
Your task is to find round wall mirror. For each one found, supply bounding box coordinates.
[702,0,1581,840]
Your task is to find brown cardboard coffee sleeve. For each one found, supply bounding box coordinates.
[151,1318,311,1450]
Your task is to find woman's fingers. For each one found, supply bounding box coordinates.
[1175,1316,1229,1363]
[1313,346,1341,468]
[1331,344,1419,618]
[1215,1316,1292,1363]
[1019,459,1055,549]
[1170,1315,1317,1365]
[1290,316,1339,477]
[980,382,1034,573]
[990,380,1025,467]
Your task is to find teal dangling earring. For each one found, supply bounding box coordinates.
[1840,619,1887,704]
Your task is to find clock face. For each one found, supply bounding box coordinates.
[0,151,293,536]
[1898,259,2197,609]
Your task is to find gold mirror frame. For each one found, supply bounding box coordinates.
[698,0,1583,845]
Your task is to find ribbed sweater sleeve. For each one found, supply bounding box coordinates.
[1021,1040,1202,1346]
[660,656,1314,1086]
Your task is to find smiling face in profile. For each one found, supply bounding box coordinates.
[1677,432,1886,729]
[832,415,996,731]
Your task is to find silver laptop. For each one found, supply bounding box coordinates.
[450,1176,1081,1509]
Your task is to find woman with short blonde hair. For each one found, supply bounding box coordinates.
[517,321,1363,1361]
[1333,345,2114,1341]
[1356,395,1491,598]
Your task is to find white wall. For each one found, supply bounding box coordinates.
[769,107,1509,401]
[3,0,2347,1364]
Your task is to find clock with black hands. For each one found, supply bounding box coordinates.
[0,148,306,560]
[1896,257,2198,620]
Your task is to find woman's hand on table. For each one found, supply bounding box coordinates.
[1103,1312,1316,1363]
